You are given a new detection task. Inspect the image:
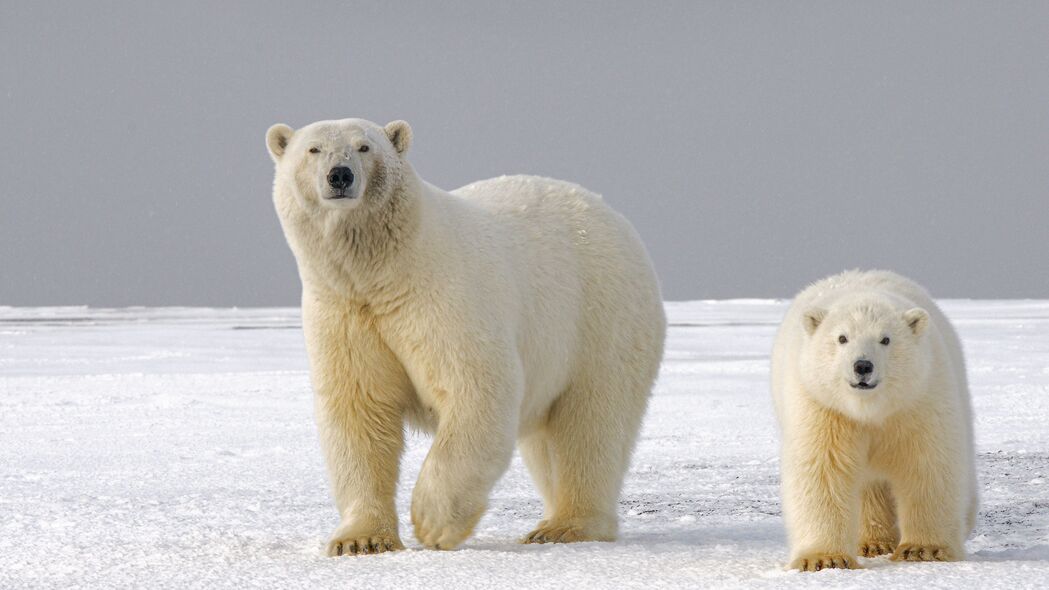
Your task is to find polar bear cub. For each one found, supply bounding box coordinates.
[265,118,666,554]
[771,270,977,570]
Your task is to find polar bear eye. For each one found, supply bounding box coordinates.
[838,335,848,344]
[358,145,370,153]
[308,147,321,154]
[881,337,891,346]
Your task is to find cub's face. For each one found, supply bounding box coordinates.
[266,118,412,212]
[798,301,931,421]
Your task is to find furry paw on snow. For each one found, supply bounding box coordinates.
[410,482,485,550]
[860,539,896,557]
[789,553,858,571]
[410,510,479,550]
[891,543,957,561]
[522,518,615,544]
[327,533,403,556]
[326,520,403,556]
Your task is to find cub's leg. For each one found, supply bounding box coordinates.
[782,400,865,571]
[881,416,967,562]
[304,298,413,556]
[859,480,899,557]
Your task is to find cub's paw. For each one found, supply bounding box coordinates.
[891,543,957,562]
[327,532,403,557]
[522,517,616,544]
[789,553,859,572]
[859,539,896,557]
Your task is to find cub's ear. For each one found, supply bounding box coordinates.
[266,124,295,163]
[384,120,412,154]
[903,308,929,336]
[802,308,826,336]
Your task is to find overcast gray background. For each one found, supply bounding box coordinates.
[2,1,1047,306]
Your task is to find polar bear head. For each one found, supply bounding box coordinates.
[266,118,412,213]
[798,295,932,422]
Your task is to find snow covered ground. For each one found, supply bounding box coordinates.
[1,302,1047,589]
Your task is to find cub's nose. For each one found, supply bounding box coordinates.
[854,359,874,376]
[327,166,354,190]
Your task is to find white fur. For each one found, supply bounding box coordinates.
[266,118,666,554]
[771,270,977,570]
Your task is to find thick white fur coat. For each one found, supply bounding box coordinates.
[771,270,977,570]
[267,118,666,554]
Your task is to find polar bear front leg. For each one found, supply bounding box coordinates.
[883,422,967,562]
[410,361,521,550]
[858,480,899,557]
[316,392,406,556]
[303,297,413,556]
[782,402,865,571]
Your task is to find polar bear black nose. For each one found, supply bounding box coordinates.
[854,360,874,376]
[327,167,354,190]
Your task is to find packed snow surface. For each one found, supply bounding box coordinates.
[1,302,1047,589]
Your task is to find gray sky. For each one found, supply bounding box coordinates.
[2,1,1047,306]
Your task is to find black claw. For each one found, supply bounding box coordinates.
[336,543,343,556]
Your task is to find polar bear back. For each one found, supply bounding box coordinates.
[444,174,665,426]
[450,174,661,316]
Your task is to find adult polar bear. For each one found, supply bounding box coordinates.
[266,118,666,554]
[771,270,977,570]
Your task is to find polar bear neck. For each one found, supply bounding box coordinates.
[288,167,427,306]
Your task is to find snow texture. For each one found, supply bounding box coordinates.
[1,302,1047,589]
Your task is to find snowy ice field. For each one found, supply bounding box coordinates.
[1,302,1047,589]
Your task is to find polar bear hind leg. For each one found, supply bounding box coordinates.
[522,366,650,544]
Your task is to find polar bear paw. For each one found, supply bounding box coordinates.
[859,539,896,557]
[410,509,480,550]
[789,552,859,571]
[410,484,485,550]
[522,518,616,544]
[891,543,957,562]
[326,524,404,557]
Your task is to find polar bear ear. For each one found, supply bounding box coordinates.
[802,308,826,336]
[266,124,295,163]
[903,308,929,336]
[384,120,412,154]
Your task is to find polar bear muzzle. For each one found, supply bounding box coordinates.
[327,166,355,197]
[850,358,879,390]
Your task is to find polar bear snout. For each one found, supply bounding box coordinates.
[321,164,362,205]
[327,166,355,193]
[851,359,879,389]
